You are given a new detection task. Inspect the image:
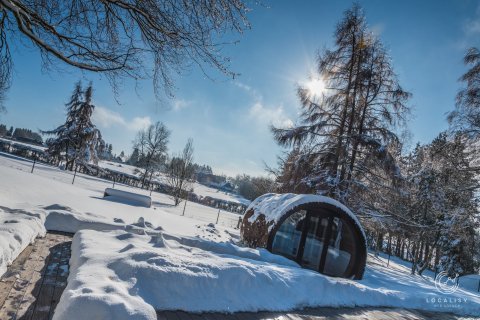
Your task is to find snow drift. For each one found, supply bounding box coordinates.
[0,206,46,277]
[54,229,480,320]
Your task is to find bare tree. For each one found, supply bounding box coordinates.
[0,12,9,113]
[166,138,194,206]
[0,0,251,99]
[134,121,170,188]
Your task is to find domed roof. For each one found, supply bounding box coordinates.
[246,193,364,238]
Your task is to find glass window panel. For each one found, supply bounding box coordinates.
[301,215,330,271]
[271,210,306,260]
[323,217,354,277]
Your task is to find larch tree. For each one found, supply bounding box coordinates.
[272,4,410,214]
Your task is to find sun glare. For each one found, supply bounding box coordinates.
[305,77,325,98]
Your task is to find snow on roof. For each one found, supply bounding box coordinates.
[98,160,251,206]
[246,193,365,237]
[0,137,46,152]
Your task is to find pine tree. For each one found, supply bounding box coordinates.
[448,47,480,138]
[44,82,100,169]
[96,135,106,160]
[107,144,113,159]
[430,134,479,275]
[387,133,480,276]
[129,147,140,166]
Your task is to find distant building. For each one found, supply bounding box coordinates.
[196,172,226,186]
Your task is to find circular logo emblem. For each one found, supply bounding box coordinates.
[434,271,459,294]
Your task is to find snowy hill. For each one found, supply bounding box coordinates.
[98,160,251,206]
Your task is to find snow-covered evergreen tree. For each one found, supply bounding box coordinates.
[44,82,100,169]
[128,147,140,166]
[448,47,480,138]
[384,133,480,276]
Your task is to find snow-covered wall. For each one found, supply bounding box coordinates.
[104,188,152,208]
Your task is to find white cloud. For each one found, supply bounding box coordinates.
[128,116,153,131]
[234,80,294,129]
[248,102,293,128]
[465,20,480,35]
[93,106,152,131]
[172,99,191,111]
[463,5,480,35]
[234,81,261,100]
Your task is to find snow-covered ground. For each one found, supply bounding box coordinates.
[53,229,480,320]
[0,153,479,318]
[98,160,250,206]
[0,153,241,230]
[0,206,46,277]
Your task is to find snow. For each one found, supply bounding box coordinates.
[0,154,241,234]
[0,206,46,277]
[54,229,480,320]
[104,188,152,208]
[98,161,250,206]
[0,137,46,152]
[246,193,365,236]
[458,274,480,293]
[1,154,479,318]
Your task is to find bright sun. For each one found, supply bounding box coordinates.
[306,78,325,98]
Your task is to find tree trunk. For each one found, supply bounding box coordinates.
[411,242,416,262]
[376,233,384,255]
[339,40,364,193]
[434,246,441,267]
[395,237,402,256]
[418,244,432,275]
[418,241,424,264]
[387,234,392,255]
[331,31,357,197]
[411,242,418,274]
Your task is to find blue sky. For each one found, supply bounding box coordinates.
[1,0,479,176]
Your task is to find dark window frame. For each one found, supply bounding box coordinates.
[266,202,366,279]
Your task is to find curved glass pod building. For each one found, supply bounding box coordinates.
[240,193,367,280]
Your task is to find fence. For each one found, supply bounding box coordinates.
[176,204,243,229]
[0,151,245,229]
[0,139,248,214]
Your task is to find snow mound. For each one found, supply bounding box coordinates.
[44,205,125,233]
[53,229,459,320]
[103,188,152,208]
[0,206,46,277]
